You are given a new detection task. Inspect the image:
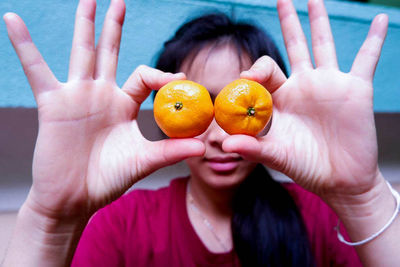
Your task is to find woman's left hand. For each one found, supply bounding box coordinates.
[222,0,388,199]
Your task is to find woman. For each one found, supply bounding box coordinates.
[3,0,399,266]
[73,13,321,266]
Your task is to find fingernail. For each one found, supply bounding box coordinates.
[174,72,186,78]
[3,12,15,22]
[240,70,251,77]
[377,13,388,23]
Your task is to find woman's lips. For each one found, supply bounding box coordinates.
[206,156,242,172]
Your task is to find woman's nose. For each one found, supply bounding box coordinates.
[205,119,229,146]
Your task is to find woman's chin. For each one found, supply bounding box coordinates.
[202,171,248,190]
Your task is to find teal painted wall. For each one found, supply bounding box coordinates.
[1,0,399,111]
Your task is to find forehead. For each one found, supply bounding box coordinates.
[180,44,252,96]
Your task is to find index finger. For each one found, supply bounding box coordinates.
[122,65,185,108]
[240,56,287,94]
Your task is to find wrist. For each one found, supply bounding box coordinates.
[19,199,89,239]
[323,172,389,217]
[323,172,398,244]
[3,199,89,267]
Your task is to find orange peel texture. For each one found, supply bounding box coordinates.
[214,79,273,136]
[153,80,214,138]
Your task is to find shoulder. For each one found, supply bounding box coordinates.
[282,182,330,214]
[282,182,362,266]
[101,177,188,220]
[80,177,188,233]
[281,182,337,240]
[72,178,189,266]
[74,178,187,252]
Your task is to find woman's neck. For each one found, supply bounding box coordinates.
[187,176,236,221]
[186,176,236,253]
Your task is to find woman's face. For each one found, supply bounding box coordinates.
[181,44,257,190]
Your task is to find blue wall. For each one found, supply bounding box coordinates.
[1,0,399,111]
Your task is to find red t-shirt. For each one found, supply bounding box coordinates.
[71,178,361,266]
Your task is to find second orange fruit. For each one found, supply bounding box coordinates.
[214,79,273,136]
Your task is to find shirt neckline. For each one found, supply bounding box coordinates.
[175,177,238,264]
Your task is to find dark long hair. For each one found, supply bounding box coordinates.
[155,13,314,267]
[233,164,315,266]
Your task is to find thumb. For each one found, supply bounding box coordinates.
[222,135,264,162]
[144,138,205,173]
[222,134,283,170]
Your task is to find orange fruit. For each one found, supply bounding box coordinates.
[214,79,273,136]
[153,80,214,138]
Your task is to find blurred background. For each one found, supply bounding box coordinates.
[1,0,399,260]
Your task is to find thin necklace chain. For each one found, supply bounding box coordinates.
[187,183,230,252]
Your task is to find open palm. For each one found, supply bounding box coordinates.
[5,0,204,218]
[223,0,388,198]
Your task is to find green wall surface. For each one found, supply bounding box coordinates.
[1,0,399,111]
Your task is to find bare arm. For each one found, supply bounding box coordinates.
[326,173,400,267]
[222,0,400,265]
[2,0,204,265]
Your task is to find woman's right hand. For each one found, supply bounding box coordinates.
[4,0,204,221]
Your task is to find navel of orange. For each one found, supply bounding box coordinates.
[214,79,273,136]
[153,80,214,138]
